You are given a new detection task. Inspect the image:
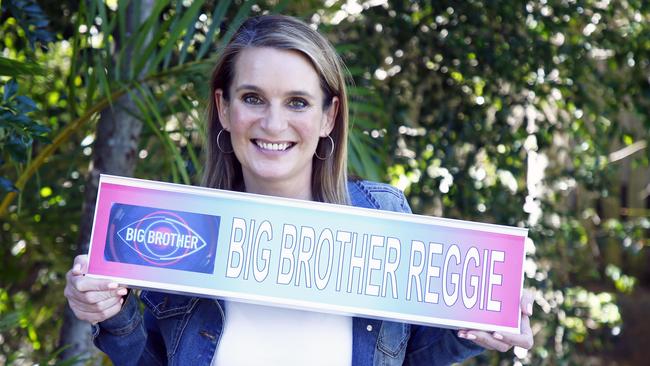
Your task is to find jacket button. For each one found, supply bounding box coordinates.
[366,325,373,332]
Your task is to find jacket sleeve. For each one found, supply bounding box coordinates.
[92,291,165,365]
[404,326,484,365]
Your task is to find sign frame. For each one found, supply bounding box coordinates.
[87,174,527,334]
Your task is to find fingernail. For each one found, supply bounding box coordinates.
[527,303,533,316]
[73,264,81,272]
[107,282,118,289]
[493,332,504,340]
[120,298,124,305]
[457,332,465,338]
[117,288,128,296]
[466,334,477,340]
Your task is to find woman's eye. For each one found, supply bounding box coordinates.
[288,98,308,109]
[242,94,263,105]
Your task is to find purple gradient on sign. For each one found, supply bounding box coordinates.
[88,181,525,330]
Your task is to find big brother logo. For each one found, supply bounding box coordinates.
[105,203,220,274]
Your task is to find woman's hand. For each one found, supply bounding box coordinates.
[64,254,128,324]
[457,289,535,352]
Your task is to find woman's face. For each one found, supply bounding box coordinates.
[215,47,338,197]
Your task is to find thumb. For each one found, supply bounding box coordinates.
[521,289,535,316]
[72,254,89,275]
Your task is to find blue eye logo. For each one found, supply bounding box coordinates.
[116,213,208,265]
[105,203,220,274]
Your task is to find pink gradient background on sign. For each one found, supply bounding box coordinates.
[88,181,525,331]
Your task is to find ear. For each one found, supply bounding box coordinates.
[214,89,230,130]
[321,96,339,137]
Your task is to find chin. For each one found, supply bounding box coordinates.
[249,168,292,181]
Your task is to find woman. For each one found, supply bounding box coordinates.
[65,15,534,365]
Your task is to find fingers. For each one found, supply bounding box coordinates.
[72,254,89,274]
[65,271,127,304]
[458,329,512,352]
[64,282,127,323]
[64,256,127,324]
[492,315,533,349]
[521,289,534,316]
[68,292,123,314]
[66,261,121,293]
[491,319,534,350]
[456,289,537,354]
[71,297,124,324]
[457,314,534,352]
[70,275,121,293]
[65,284,127,305]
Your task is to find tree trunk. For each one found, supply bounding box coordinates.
[58,1,153,363]
[58,96,143,363]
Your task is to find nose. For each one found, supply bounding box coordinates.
[260,103,287,134]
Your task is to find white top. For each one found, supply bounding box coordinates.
[212,300,352,366]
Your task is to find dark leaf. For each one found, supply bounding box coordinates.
[4,0,54,49]
[6,132,32,162]
[0,57,45,77]
[4,113,31,126]
[33,19,49,28]
[0,311,21,330]
[0,177,19,192]
[27,123,51,136]
[15,95,38,113]
[3,79,18,101]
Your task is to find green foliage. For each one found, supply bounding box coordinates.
[318,0,649,364]
[0,0,321,362]
[0,56,44,77]
[1,0,54,49]
[0,79,51,191]
[0,0,251,361]
[0,0,53,195]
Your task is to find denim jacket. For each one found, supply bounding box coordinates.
[93,180,484,365]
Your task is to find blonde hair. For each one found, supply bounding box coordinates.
[203,15,350,205]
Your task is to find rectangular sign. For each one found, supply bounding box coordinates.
[87,174,527,333]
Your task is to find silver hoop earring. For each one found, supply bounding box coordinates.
[216,129,233,153]
[314,135,335,160]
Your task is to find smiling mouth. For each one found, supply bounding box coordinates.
[253,139,295,152]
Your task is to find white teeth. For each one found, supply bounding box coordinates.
[255,140,291,151]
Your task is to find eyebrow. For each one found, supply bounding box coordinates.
[235,84,316,99]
